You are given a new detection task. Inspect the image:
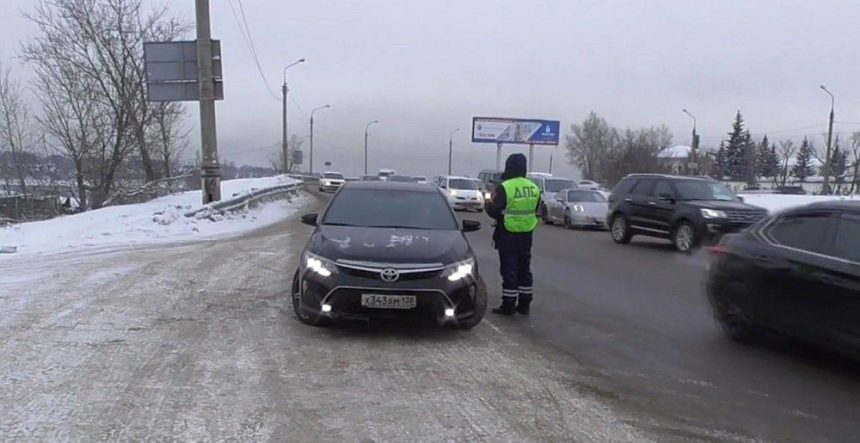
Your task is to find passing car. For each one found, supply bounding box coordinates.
[293,181,487,329]
[546,189,609,229]
[577,180,601,190]
[319,171,346,192]
[706,201,860,356]
[438,176,485,212]
[477,169,503,200]
[526,173,576,224]
[378,169,397,181]
[411,176,427,184]
[608,174,768,252]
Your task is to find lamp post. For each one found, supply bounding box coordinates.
[448,128,460,175]
[281,58,305,173]
[364,120,379,175]
[309,105,330,175]
[682,108,699,175]
[821,85,835,194]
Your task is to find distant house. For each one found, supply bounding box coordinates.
[658,145,694,175]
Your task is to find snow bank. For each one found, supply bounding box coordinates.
[739,193,860,213]
[0,176,307,257]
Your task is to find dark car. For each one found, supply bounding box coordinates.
[607,174,768,252]
[706,201,860,355]
[293,181,487,329]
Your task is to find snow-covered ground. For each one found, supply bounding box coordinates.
[0,176,307,257]
[739,193,860,213]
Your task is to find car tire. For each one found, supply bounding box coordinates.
[713,294,758,343]
[292,270,332,327]
[610,214,632,244]
[453,279,488,330]
[672,220,698,253]
[541,205,553,225]
[563,212,573,230]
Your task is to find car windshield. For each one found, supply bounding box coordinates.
[568,190,607,202]
[675,180,737,201]
[323,173,344,179]
[448,179,477,190]
[323,189,458,230]
[544,179,574,193]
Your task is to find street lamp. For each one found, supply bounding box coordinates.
[364,120,379,176]
[309,105,330,175]
[281,58,305,173]
[448,128,460,175]
[821,85,835,194]
[682,109,700,175]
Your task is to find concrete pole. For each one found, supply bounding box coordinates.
[821,85,835,195]
[282,83,288,173]
[496,142,502,171]
[528,143,534,173]
[309,115,314,175]
[196,0,220,203]
[364,130,369,176]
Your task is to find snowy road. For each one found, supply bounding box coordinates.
[0,197,651,442]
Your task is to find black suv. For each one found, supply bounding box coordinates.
[607,174,768,252]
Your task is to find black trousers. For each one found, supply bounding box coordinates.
[498,248,533,305]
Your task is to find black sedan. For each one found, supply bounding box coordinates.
[707,201,860,355]
[293,181,487,329]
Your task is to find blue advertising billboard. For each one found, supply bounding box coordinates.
[471,117,561,145]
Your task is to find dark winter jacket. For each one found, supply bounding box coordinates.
[485,153,540,251]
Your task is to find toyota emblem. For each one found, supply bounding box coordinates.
[380,268,400,282]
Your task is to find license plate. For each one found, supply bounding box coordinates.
[361,294,417,309]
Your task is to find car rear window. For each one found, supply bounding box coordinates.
[323,189,458,230]
[323,173,344,179]
[767,213,836,254]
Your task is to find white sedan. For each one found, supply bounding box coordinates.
[545,189,609,229]
[319,172,346,192]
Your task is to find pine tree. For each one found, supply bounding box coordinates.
[711,141,729,179]
[756,135,779,181]
[829,136,848,185]
[792,137,816,182]
[724,111,753,180]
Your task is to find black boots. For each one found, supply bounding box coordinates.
[516,301,530,315]
[491,299,517,316]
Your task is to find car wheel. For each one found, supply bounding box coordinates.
[713,296,758,343]
[292,270,332,327]
[610,214,632,244]
[453,279,488,330]
[672,221,698,253]
[541,205,553,225]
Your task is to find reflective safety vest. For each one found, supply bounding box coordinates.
[501,177,540,233]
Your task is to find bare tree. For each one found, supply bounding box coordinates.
[849,132,860,194]
[0,64,37,196]
[777,140,796,188]
[565,112,617,181]
[597,125,672,186]
[149,101,189,191]
[21,0,187,208]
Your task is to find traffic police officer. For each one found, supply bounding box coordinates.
[485,153,541,315]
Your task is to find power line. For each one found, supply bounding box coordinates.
[227,0,280,101]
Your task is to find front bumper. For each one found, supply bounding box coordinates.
[571,214,607,228]
[296,265,483,323]
[319,182,344,191]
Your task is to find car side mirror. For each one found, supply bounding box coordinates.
[300,213,318,226]
[462,219,481,232]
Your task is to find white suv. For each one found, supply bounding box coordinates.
[438,176,484,212]
[319,171,346,192]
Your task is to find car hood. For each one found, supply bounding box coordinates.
[570,202,608,217]
[683,200,765,211]
[309,225,468,264]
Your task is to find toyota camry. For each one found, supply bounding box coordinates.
[292,181,487,329]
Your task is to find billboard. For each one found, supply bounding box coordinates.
[471,117,560,145]
[143,40,223,101]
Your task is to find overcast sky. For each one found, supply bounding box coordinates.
[3,0,860,179]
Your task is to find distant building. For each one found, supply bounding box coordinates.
[658,145,694,175]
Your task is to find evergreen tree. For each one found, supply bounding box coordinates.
[756,135,779,181]
[711,141,728,179]
[724,111,754,180]
[792,137,816,182]
[828,136,848,185]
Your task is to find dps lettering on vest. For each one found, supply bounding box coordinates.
[501,177,540,233]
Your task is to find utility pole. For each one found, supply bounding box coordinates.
[821,85,835,195]
[282,59,305,173]
[448,128,459,175]
[196,0,220,203]
[549,148,555,174]
[496,142,502,171]
[309,105,330,175]
[364,120,379,175]
[528,143,534,173]
[683,109,699,175]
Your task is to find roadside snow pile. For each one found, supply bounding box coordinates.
[739,194,860,213]
[0,175,306,256]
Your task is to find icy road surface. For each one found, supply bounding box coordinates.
[0,205,650,442]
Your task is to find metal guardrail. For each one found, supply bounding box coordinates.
[184,180,303,219]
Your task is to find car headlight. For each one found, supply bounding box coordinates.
[304,252,337,278]
[701,208,727,219]
[571,204,585,212]
[442,258,475,282]
[484,191,492,200]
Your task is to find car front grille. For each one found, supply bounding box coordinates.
[726,210,767,225]
[337,267,441,280]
